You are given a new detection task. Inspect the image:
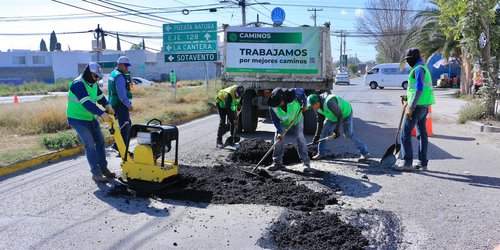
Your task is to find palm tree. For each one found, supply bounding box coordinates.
[404,1,471,93]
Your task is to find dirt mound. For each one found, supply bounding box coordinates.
[109,164,337,211]
[267,211,369,249]
[229,139,315,165]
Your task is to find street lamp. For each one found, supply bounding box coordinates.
[220,0,270,26]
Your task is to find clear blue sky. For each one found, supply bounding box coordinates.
[0,0,425,62]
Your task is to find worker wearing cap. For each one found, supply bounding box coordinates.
[108,56,133,151]
[268,88,312,172]
[215,85,244,148]
[307,93,370,162]
[393,48,435,171]
[67,62,116,182]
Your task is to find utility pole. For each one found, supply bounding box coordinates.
[307,8,323,27]
[239,0,246,26]
[339,30,343,69]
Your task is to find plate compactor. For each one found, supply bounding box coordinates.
[107,117,179,191]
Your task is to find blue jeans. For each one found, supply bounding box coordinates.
[273,119,310,165]
[113,103,131,144]
[318,112,369,156]
[401,106,429,166]
[68,118,108,175]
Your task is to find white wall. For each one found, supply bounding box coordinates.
[51,51,91,79]
[0,51,52,67]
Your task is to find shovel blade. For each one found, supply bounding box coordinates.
[380,143,401,164]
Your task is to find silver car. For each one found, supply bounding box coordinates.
[335,72,350,85]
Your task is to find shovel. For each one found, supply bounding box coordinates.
[244,111,303,178]
[306,133,337,146]
[380,104,407,166]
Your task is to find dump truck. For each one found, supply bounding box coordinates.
[221,24,334,134]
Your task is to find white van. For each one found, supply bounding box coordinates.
[363,63,411,89]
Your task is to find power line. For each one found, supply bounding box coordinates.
[106,33,160,52]
[267,3,422,12]
[0,30,93,36]
[95,0,181,23]
[51,0,161,28]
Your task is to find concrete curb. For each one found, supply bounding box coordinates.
[466,121,500,133]
[0,109,215,177]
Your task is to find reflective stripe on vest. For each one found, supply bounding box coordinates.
[273,100,303,127]
[108,69,132,106]
[216,85,240,111]
[66,76,98,121]
[407,65,436,106]
[317,95,352,123]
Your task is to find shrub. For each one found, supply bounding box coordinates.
[40,131,81,150]
[458,101,485,124]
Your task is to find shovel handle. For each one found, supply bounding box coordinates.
[394,104,407,143]
[307,133,337,146]
[252,110,303,171]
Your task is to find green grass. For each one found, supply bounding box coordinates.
[0,147,50,167]
[0,78,71,96]
[40,130,81,150]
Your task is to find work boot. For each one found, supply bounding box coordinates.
[92,174,108,182]
[216,139,224,149]
[414,162,428,171]
[391,161,415,171]
[302,163,317,174]
[312,154,325,160]
[268,163,284,171]
[102,169,117,178]
[358,153,370,162]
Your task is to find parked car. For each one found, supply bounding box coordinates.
[335,72,350,85]
[132,77,153,86]
[363,63,411,89]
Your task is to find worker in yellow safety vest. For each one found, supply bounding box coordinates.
[215,85,244,148]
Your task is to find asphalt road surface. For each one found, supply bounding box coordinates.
[0,78,499,249]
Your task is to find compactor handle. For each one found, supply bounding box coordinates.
[147,118,162,126]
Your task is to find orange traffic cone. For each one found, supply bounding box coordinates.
[412,106,433,137]
[13,95,19,104]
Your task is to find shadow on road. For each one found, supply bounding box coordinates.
[416,170,500,190]
[431,134,476,142]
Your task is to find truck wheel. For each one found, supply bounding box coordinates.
[303,109,317,135]
[369,81,378,89]
[402,81,408,90]
[242,90,258,133]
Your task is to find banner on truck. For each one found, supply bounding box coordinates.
[225,27,320,74]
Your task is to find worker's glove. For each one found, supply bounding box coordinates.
[333,128,341,139]
[312,134,320,144]
[232,119,239,129]
[129,105,134,112]
[99,113,113,124]
[276,133,283,142]
[105,105,115,116]
[406,107,414,121]
[400,95,407,105]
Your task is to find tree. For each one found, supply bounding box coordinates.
[49,31,58,52]
[437,0,499,117]
[348,64,359,75]
[40,39,48,51]
[116,33,121,51]
[142,38,145,50]
[356,0,416,63]
[130,42,143,50]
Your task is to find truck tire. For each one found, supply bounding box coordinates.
[402,81,408,90]
[303,109,317,135]
[242,90,258,133]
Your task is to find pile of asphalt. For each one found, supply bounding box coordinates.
[266,211,369,249]
[229,139,315,165]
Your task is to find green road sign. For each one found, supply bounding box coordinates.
[163,22,217,33]
[163,31,217,43]
[98,62,117,69]
[165,53,217,62]
[227,32,302,44]
[163,42,217,53]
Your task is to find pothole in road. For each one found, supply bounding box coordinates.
[260,211,369,250]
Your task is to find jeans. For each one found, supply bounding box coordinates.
[401,106,429,166]
[113,103,131,144]
[216,106,235,142]
[318,112,369,156]
[68,118,108,175]
[273,119,310,165]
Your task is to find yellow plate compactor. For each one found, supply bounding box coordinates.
[107,117,179,191]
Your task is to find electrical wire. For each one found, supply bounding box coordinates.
[266,3,422,12]
[51,0,161,28]
[95,0,181,23]
[106,33,160,52]
[0,30,93,36]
